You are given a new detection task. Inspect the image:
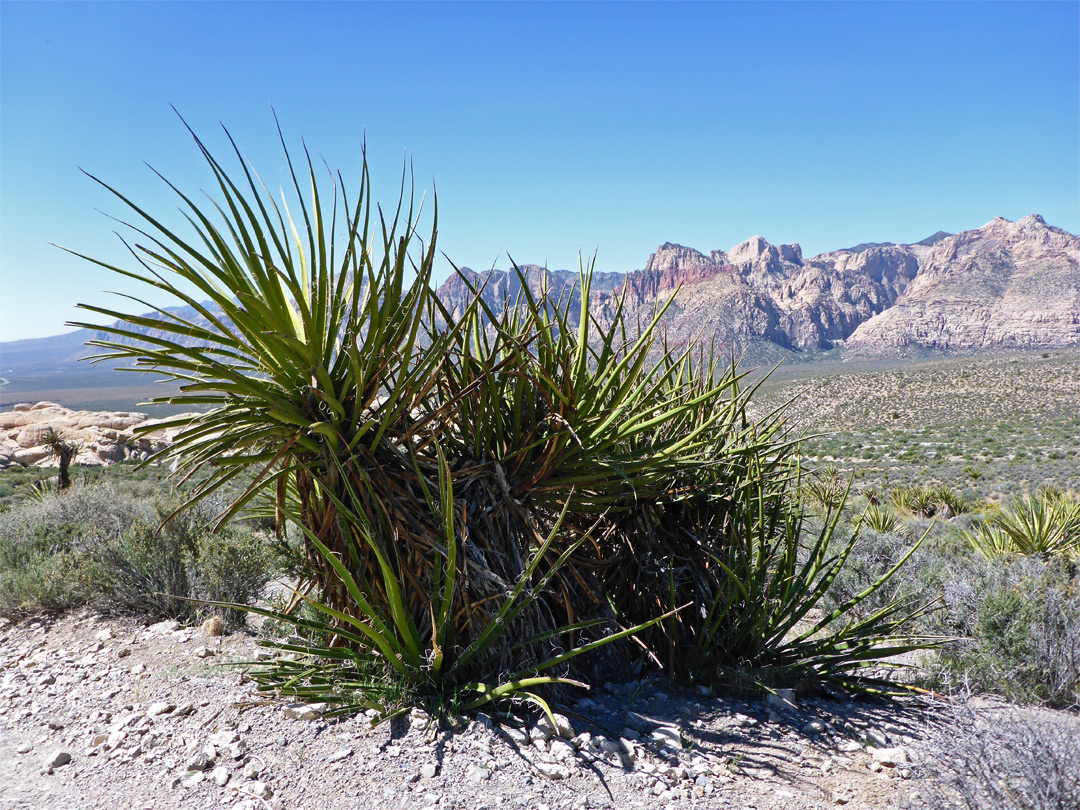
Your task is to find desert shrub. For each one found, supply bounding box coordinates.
[930,555,1080,707]
[69,117,937,719]
[822,523,952,626]
[0,483,275,623]
[89,499,273,624]
[917,700,1080,810]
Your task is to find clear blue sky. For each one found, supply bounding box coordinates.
[2,1,1077,341]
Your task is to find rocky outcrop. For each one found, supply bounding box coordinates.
[0,402,194,470]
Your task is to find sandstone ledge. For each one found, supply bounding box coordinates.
[0,402,196,470]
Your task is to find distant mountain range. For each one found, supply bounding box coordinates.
[3,215,1078,407]
[438,214,1080,361]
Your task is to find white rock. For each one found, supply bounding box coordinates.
[283,702,326,721]
[181,772,204,788]
[864,728,889,748]
[533,761,571,780]
[16,741,32,754]
[147,620,179,635]
[549,738,576,762]
[245,781,272,799]
[147,702,175,717]
[209,730,239,746]
[106,730,126,751]
[466,764,491,782]
[46,750,72,769]
[535,712,576,740]
[186,752,213,771]
[328,747,353,763]
[94,628,114,641]
[650,725,682,749]
[420,763,438,779]
[242,761,261,780]
[210,766,230,786]
[871,747,909,766]
[765,689,797,710]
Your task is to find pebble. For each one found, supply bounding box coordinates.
[802,720,827,735]
[328,747,353,763]
[211,766,230,786]
[864,728,889,748]
[147,701,175,717]
[46,750,72,769]
[245,781,272,799]
[181,772,204,788]
[186,752,213,771]
[535,712,575,740]
[420,763,438,779]
[650,725,683,749]
[283,702,325,720]
[765,689,797,710]
[533,761,571,780]
[467,764,492,782]
[871,747,910,766]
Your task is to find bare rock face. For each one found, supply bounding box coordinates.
[0,403,195,471]
[434,214,1077,361]
[845,215,1080,353]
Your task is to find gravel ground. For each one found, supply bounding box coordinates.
[0,612,1035,810]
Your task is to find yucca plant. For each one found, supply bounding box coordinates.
[42,429,80,491]
[802,464,847,514]
[65,118,684,717]
[855,503,900,534]
[890,483,968,519]
[964,492,1080,560]
[69,116,938,719]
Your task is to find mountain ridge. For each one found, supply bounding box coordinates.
[436,214,1079,361]
[3,216,1077,399]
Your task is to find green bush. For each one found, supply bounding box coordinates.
[931,555,1080,707]
[0,483,275,624]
